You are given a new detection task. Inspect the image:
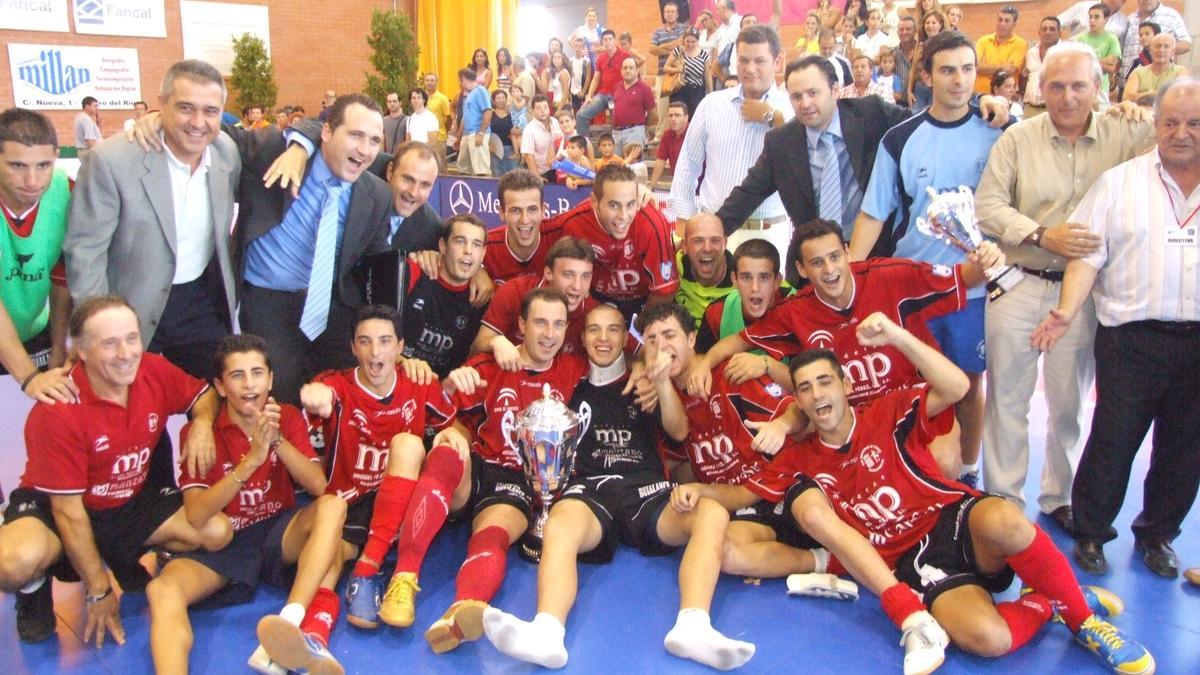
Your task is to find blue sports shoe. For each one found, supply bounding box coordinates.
[256,615,344,675]
[1074,615,1155,674]
[1022,585,1125,623]
[345,574,383,629]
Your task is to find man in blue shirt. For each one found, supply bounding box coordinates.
[848,31,1011,488]
[456,68,494,176]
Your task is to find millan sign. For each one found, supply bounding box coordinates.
[15,49,91,96]
[8,43,142,110]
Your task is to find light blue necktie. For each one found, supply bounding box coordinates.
[817,132,844,224]
[299,181,344,340]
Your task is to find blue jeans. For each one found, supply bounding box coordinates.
[576,94,612,137]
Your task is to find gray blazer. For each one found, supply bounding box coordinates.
[65,132,241,344]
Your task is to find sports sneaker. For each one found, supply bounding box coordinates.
[15,579,55,644]
[1023,585,1125,624]
[424,600,489,654]
[344,574,383,629]
[1074,615,1155,674]
[378,572,420,628]
[899,612,949,675]
[246,644,288,675]
[256,615,345,675]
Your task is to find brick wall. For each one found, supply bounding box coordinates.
[0,0,413,144]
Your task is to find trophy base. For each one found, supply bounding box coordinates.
[518,532,543,563]
[986,265,1026,302]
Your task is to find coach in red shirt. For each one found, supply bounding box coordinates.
[577,29,630,137]
[649,100,689,189]
[610,56,658,155]
[0,295,230,647]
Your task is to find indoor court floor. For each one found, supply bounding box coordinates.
[1,380,1197,674]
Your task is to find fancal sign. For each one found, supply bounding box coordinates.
[73,0,167,38]
[8,44,142,110]
[0,0,70,32]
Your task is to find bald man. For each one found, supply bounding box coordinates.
[675,214,735,327]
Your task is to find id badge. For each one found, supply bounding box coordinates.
[1166,226,1198,246]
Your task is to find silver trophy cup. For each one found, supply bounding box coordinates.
[510,384,586,562]
[915,186,1025,301]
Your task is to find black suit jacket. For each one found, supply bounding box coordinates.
[716,96,913,268]
[225,121,393,308]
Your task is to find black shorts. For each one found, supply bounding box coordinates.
[87,484,183,567]
[893,495,1016,607]
[174,507,298,609]
[731,476,822,550]
[0,327,52,376]
[341,490,378,548]
[467,454,534,523]
[561,474,676,564]
[1,487,79,582]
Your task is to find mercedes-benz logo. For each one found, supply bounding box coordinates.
[448,180,474,215]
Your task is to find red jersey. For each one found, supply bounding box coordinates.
[482,218,565,285]
[742,259,965,405]
[313,367,456,503]
[179,405,319,530]
[20,353,207,510]
[746,386,977,567]
[559,201,678,303]
[451,352,588,470]
[480,273,597,357]
[670,360,795,485]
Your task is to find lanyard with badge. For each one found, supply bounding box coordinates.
[1160,169,1200,246]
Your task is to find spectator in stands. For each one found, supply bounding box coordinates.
[837,16,859,59]
[241,105,269,130]
[456,67,494,176]
[650,2,686,137]
[711,1,743,82]
[989,69,1024,119]
[520,94,563,181]
[815,0,842,31]
[854,8,896,61]
[74,96,101,154]
[1059,0,1128,39]
[510,55,537,105]
[893,16,918,105]
[496,47,514,91]
[593,134,623,171]
[405,89,439,149]
[559,136,593,190]
[649,101,689,188]
[618,32,647,73]
[920,10,947,43]
[578,30,630,138]
[317,89,336,121]
[382,92,407,154]
[1120,1,1189,79]
[569,36,593,110]
[976,6,1028,94]
[841,55,893,100]
[842,0,868,35]
[123,100,148,133]
[914,0,944,35]
[666,28,712,129]
[273,106,292,129]
[1024,16,1063,116]
[571,6,604,63]
[820,28,854,88]
[1123,33,1189,105]
[470,48,494,90]
[874,47,904,103]
[546,51,572,112]
[611,57,657,155]
[424,73,452,162]
[490,90,517,176]
[1125,21,1158,82]
[909,12,946,109]
[1075,3,1124,100]
[945,5,964,33]
[796,12,822,54]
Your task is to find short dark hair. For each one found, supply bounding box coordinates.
[326,93,383,131]
[69,294,136,342]
[213,334,271,378]
[81,96,98,108]
[598,133,615,145]
[1142,21,1161,36]
[1089,3,1110,18]
[593,163,636,201]
[531,93,550,109]
[410,88,429,105]
[499,168,544,205]
[133,100,148,108]
[544,236,595,271]
[566,135,588,150]
[520,286,569,320]
[242,104,263,116]
[922,30,975,74]
[458,67,478,82]
[792,218,845,255]
[736,24,781,58]
[0,108,57,149]
[442,213,487,243]
[601,29,616,40]
[733,238,781,276]
[355,304,399,335]
[636,300,695,336]
[1041,16,1063,29]
[389,141,438,174]
[667,100,689,116]
[786,55,838,90]
[789,348,844,381]
[999,5,1019,22]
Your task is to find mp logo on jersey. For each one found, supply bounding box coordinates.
[354,443,390,473]
[238,479,273,508]
[844,352,893,392]
[692,433,734,464]
[111,446,152,475]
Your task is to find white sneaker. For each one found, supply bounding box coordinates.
[900,612,948,675]
[786,573,859,601]
[246,644,287,675]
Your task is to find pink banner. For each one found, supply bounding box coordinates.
[691,0,821,25]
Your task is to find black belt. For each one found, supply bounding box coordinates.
[1131,320,1200,335]
[1019,266,1064,283]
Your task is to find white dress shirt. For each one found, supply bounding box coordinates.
[162,137,214,285]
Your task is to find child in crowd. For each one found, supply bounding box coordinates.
[592,134,625,171]
[557,136,594,189]
[874,47,904,103]
[990,69,1024,121]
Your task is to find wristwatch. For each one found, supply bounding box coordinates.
[86,587,112,604]
[1030,226,1047,248]
[761,109,774,124]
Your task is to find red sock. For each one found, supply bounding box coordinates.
[995,593,1054,653]
[453,525,510,603]
[1005,526,1091,632]
[354,475,417,577]
[880,582,927,630]
[299,587,340,647]
[395,446,464,575]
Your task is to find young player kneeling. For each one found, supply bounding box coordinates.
[147,336,349,675]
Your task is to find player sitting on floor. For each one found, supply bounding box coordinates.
[481,303,754,670]
[145,335,348,675]
[643,301,950,675]
[753,312,1153,674]
[300,305,462,631]
[406,287,590,653]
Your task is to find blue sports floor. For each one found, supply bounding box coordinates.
[2,381,1198,674]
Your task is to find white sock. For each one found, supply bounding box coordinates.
[483,607,568,669]
[960,462,979,475]
[279,603,306,627]
[664,608,756,671]
[901,609,935,632]
[810,548,830,574]
[19,576,46,594]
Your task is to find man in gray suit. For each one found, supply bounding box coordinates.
[66,60,239,381]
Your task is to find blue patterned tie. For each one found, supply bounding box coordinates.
[817,132,844,224]
[299,181,344,340]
